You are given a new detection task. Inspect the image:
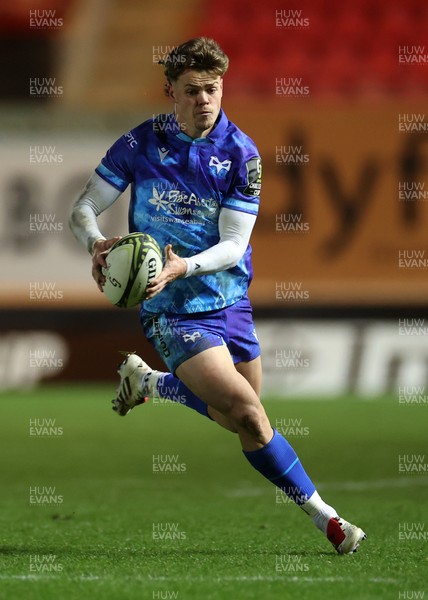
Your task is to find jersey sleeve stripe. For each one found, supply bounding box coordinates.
[95,162,129,192]
[222,197,259,215]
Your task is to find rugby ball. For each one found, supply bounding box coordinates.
[102,233,163,308]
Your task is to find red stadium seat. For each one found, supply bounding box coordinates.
[198,0,428,98]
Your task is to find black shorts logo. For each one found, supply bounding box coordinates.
[152,317,171,358]
[243,157,262,197]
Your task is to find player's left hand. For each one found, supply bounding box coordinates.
[145,244,187,300]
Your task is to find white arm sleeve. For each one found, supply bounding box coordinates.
[183,208,257,277]
[69,172,122,253]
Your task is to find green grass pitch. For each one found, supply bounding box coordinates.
[0,385,427,600]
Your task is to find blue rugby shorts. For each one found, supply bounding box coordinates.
[141,296,260,374]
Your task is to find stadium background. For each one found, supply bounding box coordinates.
[1,3,428,599]
[0,0,427,397]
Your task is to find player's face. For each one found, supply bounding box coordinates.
[169,70,223,139]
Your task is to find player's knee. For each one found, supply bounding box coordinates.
[208,406,239,433]
[230,404,267,440]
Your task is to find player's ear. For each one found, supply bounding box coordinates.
[164,81,175,100]
[219,78,224,97]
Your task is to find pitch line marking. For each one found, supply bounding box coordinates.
[0,574,401,584]
[224,476,428,497]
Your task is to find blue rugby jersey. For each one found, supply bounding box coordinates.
[95,109,262,314]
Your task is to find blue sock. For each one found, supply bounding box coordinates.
[157,373,212,419]
[243,428,316,505]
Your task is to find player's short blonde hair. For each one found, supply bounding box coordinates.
[161,37,229,84]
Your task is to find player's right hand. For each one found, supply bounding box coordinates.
[92,237,121,292]
[145,244,187,300]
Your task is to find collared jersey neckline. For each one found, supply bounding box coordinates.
[171,109,228,144]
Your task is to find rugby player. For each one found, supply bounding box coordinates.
[69,37,366,554]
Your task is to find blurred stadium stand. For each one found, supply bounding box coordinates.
[61,0,202,109]
[197,0,428,99]
[0,1,67,100]
[2,0,428,105]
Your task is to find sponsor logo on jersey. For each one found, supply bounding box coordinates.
[148,185,219,219]
[158,146,170,163]
[149,188,169,212]
[243,157,262,196]
[209,155,232,178]
[124,131,138,148]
